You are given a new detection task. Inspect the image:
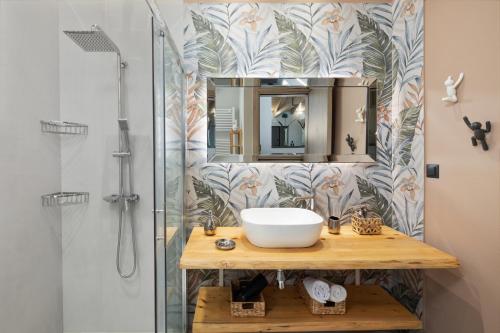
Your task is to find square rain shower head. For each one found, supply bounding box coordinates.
[64,25,120,54]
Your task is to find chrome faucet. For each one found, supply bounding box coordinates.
[294,194,315,211]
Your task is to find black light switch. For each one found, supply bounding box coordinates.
[426,164,439,178]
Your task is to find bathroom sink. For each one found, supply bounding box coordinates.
[241,208,324,248]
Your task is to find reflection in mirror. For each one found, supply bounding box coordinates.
[260,95,306,155]
[207,78,377,163]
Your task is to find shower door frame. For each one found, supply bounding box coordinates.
[151,16,187,333]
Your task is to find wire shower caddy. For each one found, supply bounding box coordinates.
[41,192,89,207]
[40,120,88,135]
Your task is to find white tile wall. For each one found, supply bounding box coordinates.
[0,1,63,333]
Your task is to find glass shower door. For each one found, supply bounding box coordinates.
[153,19,185,333]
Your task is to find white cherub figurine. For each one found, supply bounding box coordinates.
[442,72,464,103]
[355,106,366,123]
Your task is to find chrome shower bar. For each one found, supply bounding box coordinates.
[64,24,138,279]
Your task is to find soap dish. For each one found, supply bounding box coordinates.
[215,238,235,251]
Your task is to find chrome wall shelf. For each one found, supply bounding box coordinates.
[40,120,88,135]
[41,192,89,207]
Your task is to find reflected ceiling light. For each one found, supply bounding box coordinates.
[296,78,307,86]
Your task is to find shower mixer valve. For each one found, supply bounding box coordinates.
[103,194,140,204]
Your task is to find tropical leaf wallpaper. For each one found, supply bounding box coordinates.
[183,0,425,321]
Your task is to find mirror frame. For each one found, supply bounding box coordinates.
[207,77,378,163]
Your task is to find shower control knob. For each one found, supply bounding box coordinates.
[126,194,140,203]
[103,194,139,204]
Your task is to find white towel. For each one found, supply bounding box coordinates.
[303,277,330,304]
[329,284,347,303]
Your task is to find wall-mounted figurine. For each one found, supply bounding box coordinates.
[442,72,464,103]
[463,116,491,151]
[355,106,366,123]
[346,134,356,153]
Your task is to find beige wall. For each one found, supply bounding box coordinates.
[424,1,500,333]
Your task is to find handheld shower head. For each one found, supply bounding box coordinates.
[64,25,120,54]
[118,119,130,152]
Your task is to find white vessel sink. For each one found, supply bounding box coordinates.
[241,208,324,248]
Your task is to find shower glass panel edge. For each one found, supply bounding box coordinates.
[152,18,185,333]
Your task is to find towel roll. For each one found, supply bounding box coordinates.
[303,277,330,304]
[329,284,347,303]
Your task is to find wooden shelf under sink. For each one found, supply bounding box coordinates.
[193,285,422,332]
[180,226,459,270]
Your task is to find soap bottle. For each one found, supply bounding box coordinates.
[204,211,218,236]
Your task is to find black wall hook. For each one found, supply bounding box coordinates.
[463,116,491,151]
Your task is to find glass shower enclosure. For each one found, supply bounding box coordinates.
[152,17,186,333]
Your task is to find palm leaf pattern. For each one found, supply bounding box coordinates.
[201,4,246,35]
[285,3,327,39]
[327,188,354,219]
[245,189,274,208]
[191,11,237,76]
[362,3,392,33]
[229,24,281,76]
[356,176,392,227]
[314,25,365,76]
[274,176,308,208]
[394,106,421,167]
[366,123,393,196]
[200,164,260,207]
[282,164,329,195]
[184,0,425,317]
[393,193,424,238]
[274,10,319,76]
[394,8,424,88]
[357,11,394,108]
[192,177,237,226]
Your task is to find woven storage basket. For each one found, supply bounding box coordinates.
[230,282,265,317]
[298,281,346,315]
[351,213,383,235]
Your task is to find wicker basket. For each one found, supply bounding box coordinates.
[298,281,346,315]
[230,282,265,317]
[351,213,383,235]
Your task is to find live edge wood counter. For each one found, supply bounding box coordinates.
[180,226,459,270]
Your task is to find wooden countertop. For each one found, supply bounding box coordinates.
[180,226,459,270]
[193,285,422,332]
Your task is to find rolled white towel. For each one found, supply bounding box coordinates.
[303,277,330,304]
[329,284,347,303]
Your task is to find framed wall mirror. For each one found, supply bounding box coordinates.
[207,77,377,163]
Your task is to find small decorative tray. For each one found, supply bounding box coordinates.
[230,281,265,317]
[298,281,346,315]
[351,213,383,235]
